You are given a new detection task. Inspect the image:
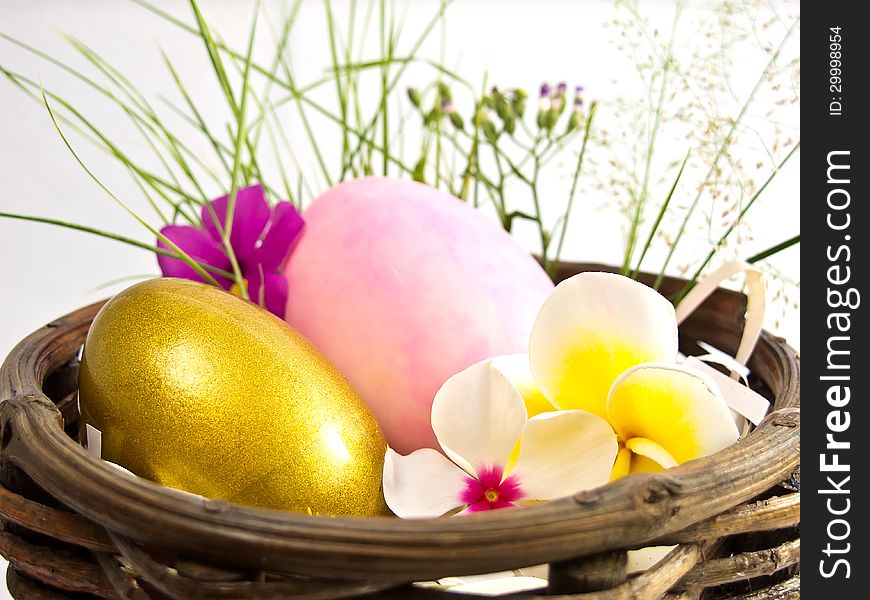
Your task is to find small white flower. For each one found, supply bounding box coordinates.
[383,360,617,518]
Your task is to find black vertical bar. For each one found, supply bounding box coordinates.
[803,3,867,597]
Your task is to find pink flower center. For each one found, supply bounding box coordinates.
[460,465,524,513]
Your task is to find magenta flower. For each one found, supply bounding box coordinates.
[460,465,523,512]
[157,184,303,317]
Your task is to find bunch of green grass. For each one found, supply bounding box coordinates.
[0,0,799,301]
[601,0,800,303]
[1,0,461,289]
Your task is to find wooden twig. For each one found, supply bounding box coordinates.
[675,539,799,590]
[0,485,115,552]
[652,494,799,546]
[0,530,116,598]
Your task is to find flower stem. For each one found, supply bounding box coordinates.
[325,0,351,171]
[654,17,800,289]
[631,149,690,279]
[220,0,261,300]
[41,88,221,287]
[0,212,234,280]
[549,102,597,279]
[621,2,683,276]
[671,141,799,304]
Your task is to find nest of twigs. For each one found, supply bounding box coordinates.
[0,263,799,599]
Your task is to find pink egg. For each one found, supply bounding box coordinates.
[283,177,554,454]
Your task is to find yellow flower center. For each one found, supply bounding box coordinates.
[484,489,500,502]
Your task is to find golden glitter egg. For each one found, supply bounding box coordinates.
[78,277,388,516]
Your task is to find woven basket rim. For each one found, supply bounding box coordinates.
[0,263,800,581]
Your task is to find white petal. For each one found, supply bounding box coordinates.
[105,460,139,478]
[437,572,516,588]
[695,341,751,380]
[511,411,617,501]
[383,448,469,518]
[448,577,547,596]
[529,272,678,418]
[85,423,102,457]
[489,353,555,418]
[607,363,740,464]
[431,361,527,475]
[674,260,766,369]
[626,546,677,574]
[683,356,770,426]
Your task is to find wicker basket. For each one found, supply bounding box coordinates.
[0,263,799,599]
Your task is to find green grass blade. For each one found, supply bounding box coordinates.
[249,0,301,193]
[261,113,295,205]
[61,35,221,203]
[219,0,261,299]
[1,36,205,217]
[748,235,799,264]
[344,0,359,174]
[671,141,800,304]
[274,46,334,187]
[631,149,690,279]
[2,67,199,224]
[188,0,238,118]
[60,34,213,206]
[131,0,417,182]
[343,0,454,175]
[89,274,157,292]
[550,102,597,278]
[40,87,221,286]
[267,103,315,204]
[379,0,390,175]
[133,0,337,186]
[161,49,233,178]
[0,212,234,279]
[128,168,170,224]
[331,56,472,91]
[655,17,800,287]
[620,4,683,275]
[325,0,351,168]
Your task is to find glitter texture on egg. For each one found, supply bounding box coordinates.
[78,278,388,516]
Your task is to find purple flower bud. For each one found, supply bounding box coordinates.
[539,82,551,97]
[572,85,585,110]
[571,85,585,109]
[557,82,567,96]
[407,87,422,108]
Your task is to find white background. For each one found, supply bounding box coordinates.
[0,1,798,595]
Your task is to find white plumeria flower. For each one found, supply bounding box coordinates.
[529,272,740,479]
[489,353,557,418]
[383,360,617,518]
